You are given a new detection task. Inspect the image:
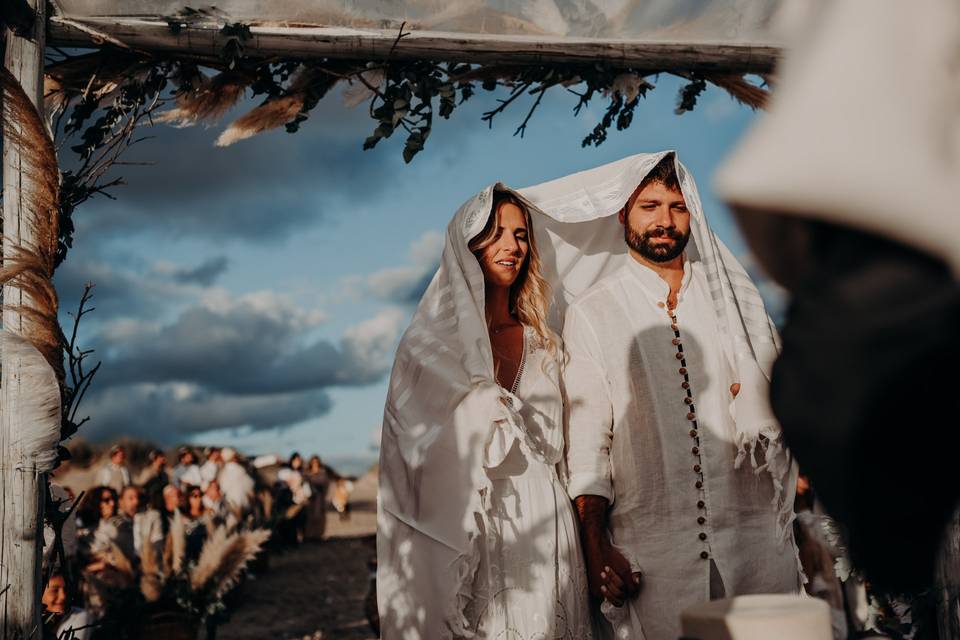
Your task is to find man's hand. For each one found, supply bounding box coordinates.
[574,495,641,607]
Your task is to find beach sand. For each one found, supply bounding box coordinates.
[216,469,379,639]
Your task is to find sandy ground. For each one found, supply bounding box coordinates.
[216,530,378,640]
[216,472,380,640]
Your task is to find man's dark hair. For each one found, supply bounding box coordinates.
[625,154,681,215]
[641,154,681,192]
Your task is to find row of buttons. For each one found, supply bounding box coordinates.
[667,303,710,561]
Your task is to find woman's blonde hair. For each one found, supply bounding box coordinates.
[469,191,559,360]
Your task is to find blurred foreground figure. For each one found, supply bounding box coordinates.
[717,0,960,596]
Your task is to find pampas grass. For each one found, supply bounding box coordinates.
[189,526,270,603]
[90,541,137,592]
[706,74,770,110]
[215,94,304,146]
[169,510,187,575]
[215,66,338,146]
[159,70,252,126]
[139,514,164,602]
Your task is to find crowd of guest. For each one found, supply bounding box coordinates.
[42,444,346,639]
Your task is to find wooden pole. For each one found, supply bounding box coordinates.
[936,510,960,639]
[46,16,780,74]
[1,0,47,636]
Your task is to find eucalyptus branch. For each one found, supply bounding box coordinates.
[513,84,550,138]
[481,81,533,128]
[61,283,101,441]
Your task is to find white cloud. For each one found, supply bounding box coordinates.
[704,94,739,123]
[408,230,444,265]
[351,230,443,305]
[341,306,406,380]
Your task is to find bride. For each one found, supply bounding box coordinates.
[377,188,592,639]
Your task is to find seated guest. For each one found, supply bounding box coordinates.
[42,568,93,640]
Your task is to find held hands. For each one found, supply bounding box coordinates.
[585,539,641,607]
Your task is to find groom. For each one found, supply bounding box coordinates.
[562,154,799,639]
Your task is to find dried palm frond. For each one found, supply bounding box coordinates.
[2,67,59,255]
[159,69,253,126]
[0,331,61,472]
[0,247,64,381]
[706,74,770,110]
[216,66,338,146]
[0,67,64,383]
[189,527,270,603]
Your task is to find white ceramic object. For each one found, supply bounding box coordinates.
[681,594,831,640]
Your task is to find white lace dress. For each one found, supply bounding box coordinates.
[464,327,593,639]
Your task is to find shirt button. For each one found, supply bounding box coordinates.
[681,381,690,389]
[657,301,665,308]
[672,338,681,346]
[695,481,703,489]
[684,397,693,405]
[686,412,696,421]
[689,429,698,438]
[691,446,699,455]
[675,352,684,360]
[697,516,706,525]
[699,532,707,541]
[700,551,709,559]
[671,323,679,331]
[697,500,705,509]
[694,464,701,473]
[679,367,687,375]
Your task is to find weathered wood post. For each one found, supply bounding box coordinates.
[936,511,960,638]
[1,0,48,637]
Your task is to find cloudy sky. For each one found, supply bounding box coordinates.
[54,74,775,473]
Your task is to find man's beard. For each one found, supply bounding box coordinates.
[625,225,690,262]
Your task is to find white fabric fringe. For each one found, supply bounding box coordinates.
[1,329,62,473]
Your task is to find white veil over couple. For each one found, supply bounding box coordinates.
[377,151,798,639]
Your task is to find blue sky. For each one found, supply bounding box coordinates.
[55,74,774,474]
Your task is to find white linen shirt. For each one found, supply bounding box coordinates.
[563,256,799,640]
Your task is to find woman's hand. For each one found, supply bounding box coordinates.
[586,540,641,606]
[575,494,641,606]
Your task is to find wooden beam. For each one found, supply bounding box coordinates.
[1,2,47,637]
[47,16,780,74]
